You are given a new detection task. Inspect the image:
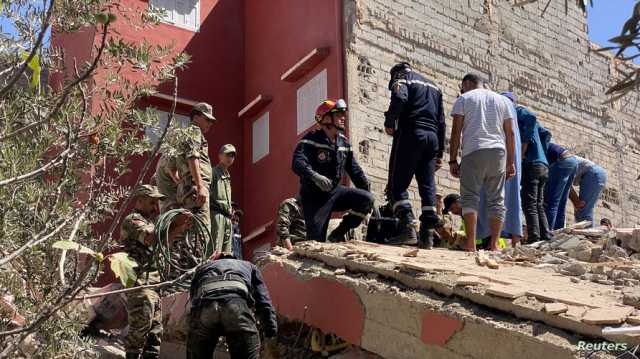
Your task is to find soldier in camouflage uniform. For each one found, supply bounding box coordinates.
[276,196,306,250]
[210,144,235,253]
[175,102,216,236]
[121,184,191,359]
[152,153,179,213]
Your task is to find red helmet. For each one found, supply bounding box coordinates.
[315,99,347,123]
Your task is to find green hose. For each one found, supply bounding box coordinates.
[153,208,213,289]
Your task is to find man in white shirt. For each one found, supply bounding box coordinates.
[448,74,516,251]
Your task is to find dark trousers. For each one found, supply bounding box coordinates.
[521,163,552,241]
[388,128,439,227]
[301,185,374,241]
[187,297,260,359]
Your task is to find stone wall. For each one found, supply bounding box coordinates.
[343,0,640,226]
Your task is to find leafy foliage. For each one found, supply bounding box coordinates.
[0,1,187,357]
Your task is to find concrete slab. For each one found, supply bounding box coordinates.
[545,303,569,315]
[582,307,634,325]
[485,285,526,299]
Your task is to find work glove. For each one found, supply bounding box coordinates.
[310,172,333,192]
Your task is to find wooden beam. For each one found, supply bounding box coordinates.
[280,47,330,82]
[243,220,274,243]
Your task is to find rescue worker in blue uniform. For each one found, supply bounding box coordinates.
[384,63,446,248]
[292,99,374,242]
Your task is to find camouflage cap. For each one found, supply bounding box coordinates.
[132,184,166,199]
[192,102,216,122]
[219,143,236,154]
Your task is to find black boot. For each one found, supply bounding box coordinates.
[388,218,417,245]
[328,222,350,242]
[418,225,434,249]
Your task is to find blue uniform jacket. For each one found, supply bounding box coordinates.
[384,71,446,157]
[191,258,277,337]
[292,129,370,193]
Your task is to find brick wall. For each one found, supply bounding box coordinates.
[343,0,640,226]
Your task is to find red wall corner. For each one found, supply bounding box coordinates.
[261,262,364,345]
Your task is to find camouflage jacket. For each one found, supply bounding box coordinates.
[153,153,178,199]
[175,125,213,188]
[276,198,306,245]
[120,211,156,277]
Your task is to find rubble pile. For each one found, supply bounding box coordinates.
[499,221,640,299]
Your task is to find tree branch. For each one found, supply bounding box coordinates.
[0,0,55,98]
[0,147,72,187]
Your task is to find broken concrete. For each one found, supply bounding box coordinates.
[261,243,625,358]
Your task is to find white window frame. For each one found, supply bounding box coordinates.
[252,112,270,163]
[296,69,327,134]
[144,109,190,146]
[149,0,201,32]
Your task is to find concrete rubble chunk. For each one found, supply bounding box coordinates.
[559,262,587,276]
[403,249,418,257]
[335,268,346,275]
[567,240,594,262]
[630,253,640,262]
[604,244,629,259]
[485,285,525,299]
[627,316,640,325]
[623,288,640,309]
[608,269,633,280]
[544,303,568,314]
[619,228,640,252]
[581,306,634,325]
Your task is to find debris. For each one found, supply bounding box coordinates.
[544,303,568,314]
[403,249,418,257]
[334,268,346,275]
[604,244,628,259]
[627,316,640,325]
[623,288,640,309]
[567,240,594,262]
[597,279,615,285]
[559,262,587,276]
[455,276,483,286]
[581,307,634,325]
[608,269,633,280]
[475,250,488,267]
[540,254,566,264]
[570,277,580,283]
[485,285,525,299]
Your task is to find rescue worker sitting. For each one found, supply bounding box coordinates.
[187,251,278,359]
[384,62,446,248]
[292,99,374,242]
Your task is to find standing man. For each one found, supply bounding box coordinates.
[569,156,607,226]
[187,252,278,359]
[449,74,516,251]
[121,185,191,359]
[276,195,306,250]
[384,62,446,248]
[544,143,578,230]
[210,144,235,253]
[231,203,244,260]
[292,99,374,242]
[516,101,553,242]
[175,102,216,238]
[152,153,179,213]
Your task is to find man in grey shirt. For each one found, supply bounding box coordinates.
[448,74,516,251]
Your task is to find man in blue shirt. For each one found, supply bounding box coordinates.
[516,102,553,242]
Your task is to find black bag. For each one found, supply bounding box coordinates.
[365,204,399,244]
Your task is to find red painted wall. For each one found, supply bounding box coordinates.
[242,0,344,256]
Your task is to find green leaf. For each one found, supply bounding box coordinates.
[109,252,138,288]
[52,240,95,255]
[20,50,41,89]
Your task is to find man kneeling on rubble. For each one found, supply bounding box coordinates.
[187,251,278,359]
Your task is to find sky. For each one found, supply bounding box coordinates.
[587,0,636,50]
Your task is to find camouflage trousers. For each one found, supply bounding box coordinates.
[125,288,162,359]
[211,212,232,253]
[177,185,211,240]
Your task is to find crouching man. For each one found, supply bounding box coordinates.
[187,252,278,359]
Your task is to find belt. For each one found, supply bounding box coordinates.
[194,273,248,299]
